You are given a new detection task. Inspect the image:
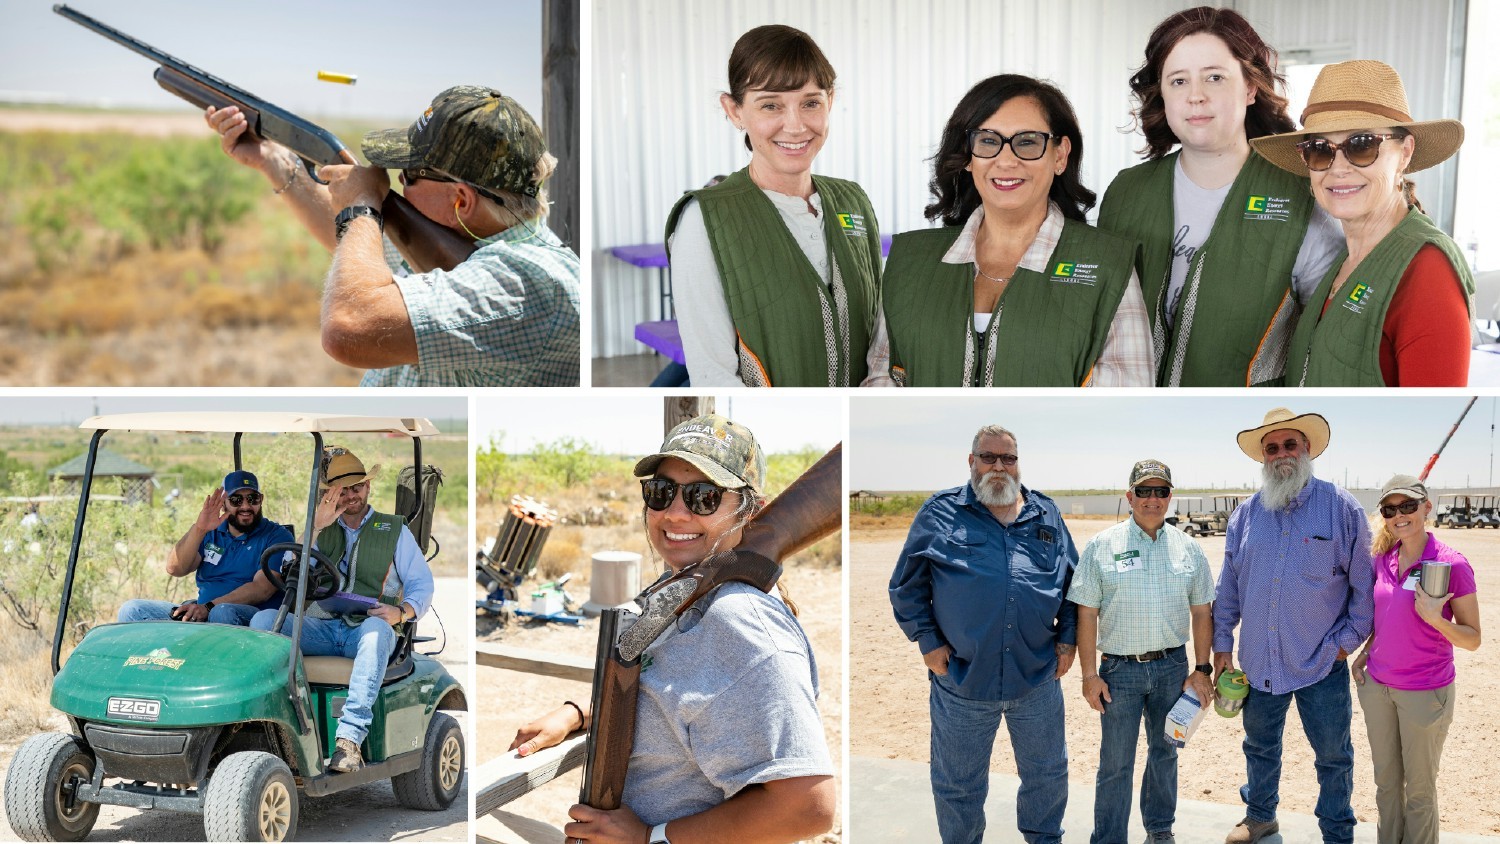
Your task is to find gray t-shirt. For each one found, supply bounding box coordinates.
[621,581,833,826]
[1165,157,1344,329]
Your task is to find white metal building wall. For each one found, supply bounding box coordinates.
[591,0,1463,358]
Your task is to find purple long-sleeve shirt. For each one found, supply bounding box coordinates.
[1213,476,1374,695]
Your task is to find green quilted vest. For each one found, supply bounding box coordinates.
[1098,151,1316,386]
[881,217,1137,386]
[1285,208,1474,387]
[316,509,404,627]
[664,168,880,386]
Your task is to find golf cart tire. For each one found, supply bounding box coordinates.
[4,733,99,842]
[392,712,464,810]
[202,751,298,843]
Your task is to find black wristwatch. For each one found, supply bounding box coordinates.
[203,601,216,612]
[1195,663,1213,676]
[334,205,383,241]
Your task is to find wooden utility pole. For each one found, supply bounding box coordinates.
[543,0,579,251]
[664,396,713,433]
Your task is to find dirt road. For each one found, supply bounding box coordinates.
[0,577,472,842]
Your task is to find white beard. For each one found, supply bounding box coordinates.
[973,469,1020,507]
[1260,454,1313,511]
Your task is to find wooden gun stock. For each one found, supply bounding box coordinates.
[579,442,843,810]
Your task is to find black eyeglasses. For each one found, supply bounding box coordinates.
[641,478,729,516]
[1379,499,1423,519]
[1132,486,1172,499]
[1294,133,1401,171]
[228,492,263,506]
[1262,438,1303,457]
[967,129,1058,161]
[972,452,1019,466]
[399,167,456,187]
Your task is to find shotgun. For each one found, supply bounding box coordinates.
[580,442,843,810]
[53,4,476,274]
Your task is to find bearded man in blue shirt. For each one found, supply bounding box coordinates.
[1213,408,1374,844]
[890,424,1079,844]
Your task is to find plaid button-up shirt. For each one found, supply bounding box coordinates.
[1069,517,1215,655]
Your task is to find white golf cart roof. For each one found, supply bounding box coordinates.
[79,412,439,437]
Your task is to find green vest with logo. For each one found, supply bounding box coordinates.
[664,168,880,386]
[1098,151,1315,386]
[315,509,404,628]
[881,217,1137,386]
[1284,208,1474,387]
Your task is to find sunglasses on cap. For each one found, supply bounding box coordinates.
[399,166,457,187]
[640,478,730,516]
[1379,499,1423,519]
[228,492,262,506]
[967,129,1058,161]
[1132,486,1171,499]
[972,452,1019,466]
[1294,133,1401,172]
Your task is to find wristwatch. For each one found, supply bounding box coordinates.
[649,822,671,844]
[1195,663,1213,676]
[334,205,383,241]
[400,603,415,622]
[203,601,216,612]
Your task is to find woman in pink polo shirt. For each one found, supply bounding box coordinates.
[1352,474,1482,844]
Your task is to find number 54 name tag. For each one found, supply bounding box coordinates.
[1113,550,1142,573]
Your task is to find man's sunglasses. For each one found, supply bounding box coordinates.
[228,492,262,506]
[1132,486,1172,499]
[1294,133,1401,172]
[967,129,1058,161]
[972,452,1019,466]
[1262,438,1303,457]
[399,167,456,187]
[1379,499,1423,519]
[641,478,729,516]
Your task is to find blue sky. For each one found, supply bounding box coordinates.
[2,0,544,120]
[851,395,1500,492]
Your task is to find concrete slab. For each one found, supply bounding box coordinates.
[850,755,1500,843]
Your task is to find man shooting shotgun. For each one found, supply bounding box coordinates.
[55,5,581,388]
[510,415,839,844]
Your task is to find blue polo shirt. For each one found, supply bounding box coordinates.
[196,517,293,609]
[890,483,1079,701]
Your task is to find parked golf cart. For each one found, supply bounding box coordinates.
[1435,494,1475,528]
[1471,495,1500,528]
[3,413,467,842]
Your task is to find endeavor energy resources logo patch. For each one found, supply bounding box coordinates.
[1051,261,1100,285]
[1244,194,1293,222]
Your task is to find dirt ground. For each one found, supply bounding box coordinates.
[0,576,472,842]
[852,518,1500,836]
[474,562,844,844]
[0,109,208,136]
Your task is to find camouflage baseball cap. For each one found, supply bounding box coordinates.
[634,414,766,493]
[1128,459,1173,488]
[362,85,546,197]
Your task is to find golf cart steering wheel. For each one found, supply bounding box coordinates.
[259,542,341,602]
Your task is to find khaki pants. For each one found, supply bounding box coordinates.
[1356,677,1456,844]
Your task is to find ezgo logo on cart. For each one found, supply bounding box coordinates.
[107,697,162,722]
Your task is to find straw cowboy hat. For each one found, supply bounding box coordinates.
[320,447,382,489]
[1251,59,1464,176]
[1237,407,1331,462]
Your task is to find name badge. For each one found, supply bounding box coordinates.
[1113,549,1142,573]
[1402,571,1420,592]
[203,545,224,566]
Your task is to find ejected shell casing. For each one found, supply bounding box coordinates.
[317,71,358,85]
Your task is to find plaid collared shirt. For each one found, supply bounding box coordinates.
[363,221,581,387]
[1069,517,1215,655]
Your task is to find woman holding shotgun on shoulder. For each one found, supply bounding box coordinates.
[509,414,836,844]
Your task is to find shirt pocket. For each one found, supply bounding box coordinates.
[940,524,988,568]
[1011,529,1059,575]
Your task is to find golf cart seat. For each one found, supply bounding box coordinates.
[301,624,425,686]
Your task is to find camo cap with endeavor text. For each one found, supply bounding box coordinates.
[634,414,766,494]
[362,85,546,197]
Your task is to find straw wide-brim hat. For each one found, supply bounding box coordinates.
[1251,60,1464,177]
[1237,408,1331,463]
[320,451,382,489]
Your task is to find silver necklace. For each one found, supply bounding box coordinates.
[974,261,1010,283]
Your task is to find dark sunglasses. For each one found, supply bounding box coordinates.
[1262,438,1303,457]
[967,129,1058,161]
[228,492,263,506]
[399,166,457,187]
[972,452,1019,466]
[1379,499,1423,519]
[641,478,729,516]
[1132,486,1172,499]
[1294,133,1401,171]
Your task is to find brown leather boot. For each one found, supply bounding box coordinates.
[329,737,363,773]
[1225,816,1279,844]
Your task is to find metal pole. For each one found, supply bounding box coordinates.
[1419,396,1479,481]
[53,429,106,675]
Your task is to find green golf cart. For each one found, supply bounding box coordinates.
[3,412,467,842]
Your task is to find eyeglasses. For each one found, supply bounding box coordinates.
[972,452,1019,466]
[1262,438,1303,457]
[399,167,456,187]
[1132,486,1172,499]
[641,478,729,516]
[1294,133,1401,171]
[967,129,1058,161]
[1379,499,1423,519]
[227,492,263,506]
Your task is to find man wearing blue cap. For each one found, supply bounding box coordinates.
[117,471,292,625]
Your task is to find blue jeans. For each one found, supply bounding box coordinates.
[929,673,1067,844]
[117,598,259,626]
[1092,646,1187,844]
[1241,659,1355,843]
[251,609,396,745]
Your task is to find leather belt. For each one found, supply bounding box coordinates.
[1104,645,1183,663]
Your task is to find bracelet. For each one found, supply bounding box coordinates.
[1082,674,1100,681]
[273,162,298,195]
[562,700,586,731]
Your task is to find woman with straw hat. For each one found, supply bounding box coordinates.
[1252,60,1474,386]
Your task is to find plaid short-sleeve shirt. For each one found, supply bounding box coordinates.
[1069,517,1215,655]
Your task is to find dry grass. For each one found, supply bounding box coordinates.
[0,631,59,743]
